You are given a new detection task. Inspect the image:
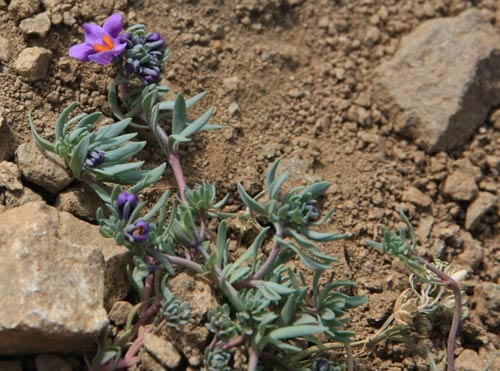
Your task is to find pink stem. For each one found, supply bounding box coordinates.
[415,255,460,371]
[168,152,187,204]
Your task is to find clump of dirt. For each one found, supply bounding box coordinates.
[1,0,500,370]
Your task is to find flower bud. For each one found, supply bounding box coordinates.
[85,150,105,166]
[124,219,149,244]
[117,192,137,220]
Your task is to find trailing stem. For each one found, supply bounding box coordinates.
[248,347,261,371]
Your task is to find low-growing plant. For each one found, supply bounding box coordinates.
[28,12,465,371]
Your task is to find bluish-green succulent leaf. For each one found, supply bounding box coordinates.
[270,173,288,200]
[228,226,270,279]
[236,182,267,215]
[75,112,103,131]
[108,84,125,120]
[280,295,297,326]
[345,296,367,308]
[180,107,214,139]
[70,134,91,179]
[269,325,327,341]
[28,113,55,152]
[294,314,318,325]
[298,227,351,242]
[55,102,78,141]
[302,181,331,199]
[96,118,132,140]
[102,141,146,164]
[128,163,166,194]
[92,162,145,177]
[158,91,206,111]
[93,133,138,151]
[143,190,170,221]
[216,221,228,268]
[172,94,187,135]
[266,160,280,196]
[63,113,87,135]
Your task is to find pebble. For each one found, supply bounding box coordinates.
[143,333,182,369]
[0,37,13,63]
[19,12,51,38]
[443,169,478,201]
[402,186,432,208]
[228,102,240,116]
[13,47,52,82]
[108,301,133,326]
[8,0,40,21]
[0,161,23,191]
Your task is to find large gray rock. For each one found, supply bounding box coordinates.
[373,9,500,152]
[0,201,128,353]
[16,140,73,193]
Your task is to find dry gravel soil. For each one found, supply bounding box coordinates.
[1,0,500,370]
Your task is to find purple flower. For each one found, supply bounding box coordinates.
[125,219,149,244]
[85,150,105,166]
[69,13,126,65]
[117,191,137,220]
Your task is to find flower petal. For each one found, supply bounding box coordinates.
[83,23,104,44]
[68,42,94,62]
[103,13,123,38]
[112,40,127,54]
[88,51,115,65]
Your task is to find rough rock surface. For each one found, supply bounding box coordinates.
[474,282,500,330]
[465,192,498,230]
[0,161,23,191]
[55,184,104,222]
[0,110,14,162]
[456,231,483,271]
[443,169,478,201]
[0,37,13,62]
[4,187,43,209]
[13,47,52,82]
[456,349,488,371]
[7,0,40,21]
[143,333,182,369]
[19,12,51,37]
[108,301,133,326]
[0,202,108,354]
[15,140,73,193]
[373,9,500,152]
[402,186,432,208]
[34,355,73,371]
[0,361,22,371]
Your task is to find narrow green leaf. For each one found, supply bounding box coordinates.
[92,162,145,176]
[180,107,214,139]
[108,84,125,120]
[75,112,102,131]
[298,227,351,242]
[93,133,137,151]
[55,102,78,141]
[28,113,55,152]
[216,221,227,268]
[128,163,166,194]
[143,190,170,221]
[95,118,132,140]
[172,94,187,135]
[101,141,146,164]
[69,134,91,179]
[302,181,331,199]
[236,182,267,215]
[266,160,280,196]
[269,325,327,341]
[281,295,297,326]
[158,91,206,111]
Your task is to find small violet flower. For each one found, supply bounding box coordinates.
[125,219,150,244]
[117,191,137,220]
[69,13,126,65]
[85,150,105,166]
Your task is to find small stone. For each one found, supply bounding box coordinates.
[456,349,489,371]
[35,355,72,371]
[13,47,52,82]
[168,273,217,323]
[443,170,478,201]
[16,140,73,193]
[222,76,240,94]
[474,282,500,329]
[8,0,40,21]
[0,37,13,62]
[228,102,240,116]
[19,12,51,38]
[143,333,182,369]
[366,26,380,43]
[287,88,304,99]
[402,186,432,208]
[108,301,133,326]
[465,192,498,230]
[0,161,23,191]
[416,215,434,242]
[456,231,483,270]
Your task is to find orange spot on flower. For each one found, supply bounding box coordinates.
[93,35,115,52]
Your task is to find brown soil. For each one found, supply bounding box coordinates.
[1,0,500,370]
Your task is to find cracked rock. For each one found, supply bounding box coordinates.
[374,9,500,152]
